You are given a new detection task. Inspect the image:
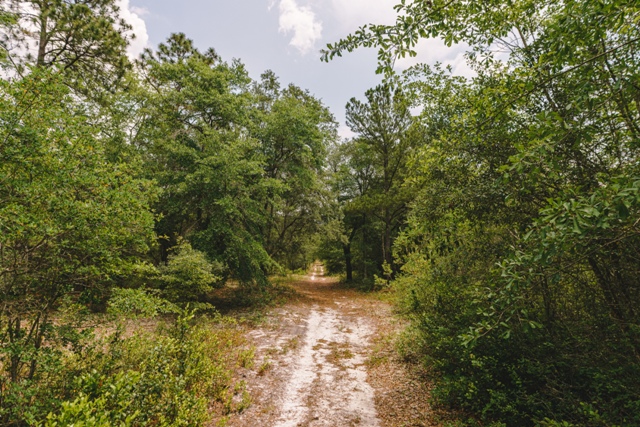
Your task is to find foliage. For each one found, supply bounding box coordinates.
[134,33,275,287]
[41,371,141,427]
[157,242,224,302]
[1,304,251,426]
[0,2,334,426]
[0,69,156,416]
[0,13,334,422]
[0,0,133,99]
[251,70,337,271]
[8,0,639,425]
[319,83,420,285]
[325,0,640,425]
[136,34,334,286]
[107,287,179,318]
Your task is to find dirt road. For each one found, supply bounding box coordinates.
[212,265,437,427]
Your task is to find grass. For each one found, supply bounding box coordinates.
[257,358,273,376]
[326,341,355,368]
[238,347,256,368]
[281,335,300,353]
[366,330,396,367]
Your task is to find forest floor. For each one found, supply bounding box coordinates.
[209,265,441,427]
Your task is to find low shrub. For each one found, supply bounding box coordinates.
[1,303,251,426]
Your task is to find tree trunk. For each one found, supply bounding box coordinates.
[343,242,353,282]
[8,317,21,382]
[37,4,49,67]
[382,209,393,274]
[362,215,367,280]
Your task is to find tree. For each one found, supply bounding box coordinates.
[134,34,273,286]
[323,0,640,424]
[321,138,375,282]
[0,70,155,397]
[0,0,133,98]
[251,71,337,270]
[320,84,420,284]
[344,83,418,277]
[136,35,337,283]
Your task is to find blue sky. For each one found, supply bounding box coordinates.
[118,0,471,138]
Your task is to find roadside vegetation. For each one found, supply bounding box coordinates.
[320,1,640,426]
[0,1,331,425]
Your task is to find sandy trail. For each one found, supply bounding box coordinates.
[212,265,437,427]
[273,285,379,426]
[273,304,379,426]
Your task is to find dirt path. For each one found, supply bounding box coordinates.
[211,265,438,427]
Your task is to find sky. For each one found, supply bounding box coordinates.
[118,0,472,138]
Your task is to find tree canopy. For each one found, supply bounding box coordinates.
[0,12,336,423]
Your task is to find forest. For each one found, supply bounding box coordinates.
[1,0,639,426]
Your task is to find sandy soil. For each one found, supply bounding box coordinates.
[210,265,439,427]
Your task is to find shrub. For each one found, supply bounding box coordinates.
[158,242,225,302]
[0,303,250,426]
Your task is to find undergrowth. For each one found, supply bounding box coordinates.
[0,305,253,426]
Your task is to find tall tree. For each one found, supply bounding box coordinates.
[251,71,337,270]
[0,0,133,98]
[344,84,417,275]
[134,34,273,286]
[322,139,376,282]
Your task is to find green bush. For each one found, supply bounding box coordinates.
[395,200,640,426]
[41,371,141,427]
[107,287,179,318]
[158,242,225,302]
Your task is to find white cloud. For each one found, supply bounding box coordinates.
[275,0,323,55]
[117,0,150,59]
[130,6,149,17]
[338,124,356,140]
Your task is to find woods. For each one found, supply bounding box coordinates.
[1,0,640,425]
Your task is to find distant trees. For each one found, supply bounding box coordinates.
[134,33,270,285]
[321,139,375,282]
[319,83,421,284]
[135,34,336,286]
[252,71,336,271]
[345,84,416,274]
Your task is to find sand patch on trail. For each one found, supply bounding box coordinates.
[274,305,379,427]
